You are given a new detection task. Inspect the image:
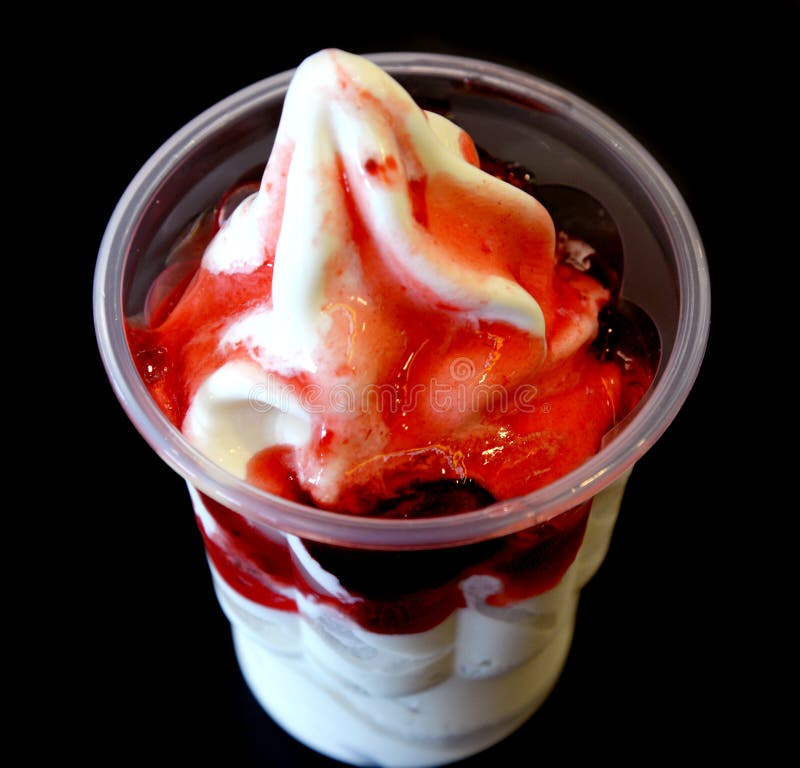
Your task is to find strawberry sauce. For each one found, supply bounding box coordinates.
[197,490,591,634]
[127,152,656,635]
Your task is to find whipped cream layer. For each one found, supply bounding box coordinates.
[133,49,615,512]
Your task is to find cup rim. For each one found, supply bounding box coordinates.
[94,51,710,550]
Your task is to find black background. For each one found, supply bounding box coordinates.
[49,3,794,764]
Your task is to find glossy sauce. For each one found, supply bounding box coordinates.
[128,153,656,634]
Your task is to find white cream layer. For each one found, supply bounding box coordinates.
[189,471,631,765]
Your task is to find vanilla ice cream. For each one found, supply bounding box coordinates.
[124,49,657,767]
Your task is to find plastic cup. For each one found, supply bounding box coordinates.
[94,52,709,767]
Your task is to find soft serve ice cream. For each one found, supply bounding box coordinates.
[127,49,654,766]
[131,49,631,514]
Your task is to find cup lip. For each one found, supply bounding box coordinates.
[94,50,710,550]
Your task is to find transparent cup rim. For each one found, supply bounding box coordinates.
[94,51,710,550]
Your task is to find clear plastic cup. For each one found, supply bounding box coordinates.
[94,52,709,767]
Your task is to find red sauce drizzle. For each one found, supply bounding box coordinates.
[128,154,656,635]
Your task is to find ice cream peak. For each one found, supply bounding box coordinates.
[130,49,631,514]
[205,50,549,355]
